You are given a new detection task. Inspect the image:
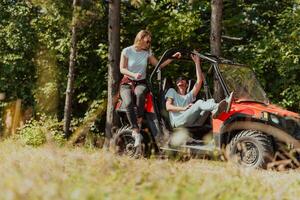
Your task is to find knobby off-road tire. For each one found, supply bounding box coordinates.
[112,127,145,158]
[227,130,274,169]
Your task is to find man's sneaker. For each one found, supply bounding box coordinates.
[225,92,234,112]
[132,131,143,147]
[212,99,228,119]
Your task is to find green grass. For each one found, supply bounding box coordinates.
[0,139,299,200]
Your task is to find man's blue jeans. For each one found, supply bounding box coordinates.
[172,99,217,127]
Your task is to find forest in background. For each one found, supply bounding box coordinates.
[0,0,299,137]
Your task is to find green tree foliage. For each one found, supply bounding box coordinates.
[0,0,107,115]
[31,0,107,116]
[253,5,300,110]
[121,0,210,54]
[0,0,37,104]
[121,0,211,80]
[222,0,300,111]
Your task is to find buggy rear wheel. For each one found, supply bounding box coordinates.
[112,127,144,158]
[226,130,274,168]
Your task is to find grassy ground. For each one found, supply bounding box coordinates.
[0,139,300,200]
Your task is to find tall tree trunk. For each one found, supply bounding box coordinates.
[210,0,223,56]
[105,0,120,146]
[63,0,79,137]
[210,0,224,102]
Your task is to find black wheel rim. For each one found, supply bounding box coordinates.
[234,141,259,166]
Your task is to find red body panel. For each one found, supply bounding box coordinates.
[212,101,300,134]
[144,92,155,113]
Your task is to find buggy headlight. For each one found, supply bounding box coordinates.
[270,114,280,124]
[261,112,280,124]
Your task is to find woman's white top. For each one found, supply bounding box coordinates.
[121,45,152,80]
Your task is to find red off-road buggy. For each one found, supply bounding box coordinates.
[113,48,300,169]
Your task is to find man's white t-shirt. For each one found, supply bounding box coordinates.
[165,88,195,127]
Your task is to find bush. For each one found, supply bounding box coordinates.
[18,115,66,147]
[18,120,46,147]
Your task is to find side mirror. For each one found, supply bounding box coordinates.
[0,93,5,101]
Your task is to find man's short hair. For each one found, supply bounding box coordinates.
[176,76,187,84]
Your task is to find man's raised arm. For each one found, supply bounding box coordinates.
[191,53,203,98]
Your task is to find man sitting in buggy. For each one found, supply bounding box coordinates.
[165,52,233,128]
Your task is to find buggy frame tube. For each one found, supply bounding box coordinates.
[212,63,230,96]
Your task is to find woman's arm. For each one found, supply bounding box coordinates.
[148,52,181,68]
[119,53,141,80]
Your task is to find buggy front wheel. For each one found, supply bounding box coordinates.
[226,130,274,169]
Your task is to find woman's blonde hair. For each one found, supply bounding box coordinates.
[134,30,152,50]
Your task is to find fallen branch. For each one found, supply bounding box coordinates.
[67,99,107,146]
[222,35,243,41]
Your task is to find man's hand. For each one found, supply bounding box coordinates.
[166,98,193,112]
[183,103,193,111]
[191,52,201,66]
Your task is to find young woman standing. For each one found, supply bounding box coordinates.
[119,30,180,148]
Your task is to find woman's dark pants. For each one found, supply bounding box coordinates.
[120,84,147,129]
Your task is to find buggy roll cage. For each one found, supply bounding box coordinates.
[148,48,232,121]
[149,48,231,100]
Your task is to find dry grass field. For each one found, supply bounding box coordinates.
[0,139,300,200]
